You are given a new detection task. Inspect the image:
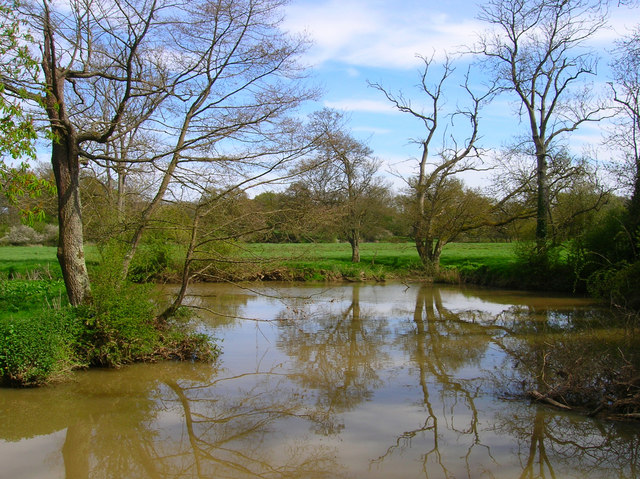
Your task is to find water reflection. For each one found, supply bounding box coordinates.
[276,284,389,434]
[371,284,494,477]
[0,363,342,479]
[1,282,638,479]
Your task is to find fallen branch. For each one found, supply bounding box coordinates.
[528,390,572,410]
[606,413,640,421]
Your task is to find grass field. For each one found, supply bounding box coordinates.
[0,245,102,279]
[0,242,518,282]
[242,242,517,279]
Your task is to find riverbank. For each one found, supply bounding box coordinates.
[0,241,580,292]
[1,243,639,423]
[0,242,528,286]
[0,255,217,387]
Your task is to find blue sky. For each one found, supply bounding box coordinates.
[283,0,640,191]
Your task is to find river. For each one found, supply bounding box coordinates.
[1,282,638,478]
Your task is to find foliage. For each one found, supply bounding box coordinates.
[0,0,37,158]
[512,241,575,291]
[0,223,57,246]
[0,308,83,386]
[587,261,640,310]
[0,279,65,312]
[127,234,181,283]
[77,277,161,367]
[569,205,640,308]
[0,252,218,386]
[0,279,79,386]
[0,1,55,222]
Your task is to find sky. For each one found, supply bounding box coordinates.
[281,0,640,191]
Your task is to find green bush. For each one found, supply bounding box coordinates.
[78,251,162,366]
[0,248,218,386]
[0,309,83,386]
[569,206,640,308]
[513,241,575,291]
[80,249,218,366]
[0,279,66,312]
[578,206,634,267]
[587,261,640,310]
[128,235,180,282]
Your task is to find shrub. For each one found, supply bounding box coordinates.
[78,253,162,366]
[127,236,180,282]
[0,246,219,386]
[0,225,44,245]
[79,250,218,366]
[0,309,83,386]
[513,241,574,291]
[587,261,640,311]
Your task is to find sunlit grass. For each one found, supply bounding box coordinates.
[0,245,102,278]
[0,242,519,281]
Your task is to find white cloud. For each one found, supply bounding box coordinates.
[323,98,400,114]
[346,67,360,78]
[284,0,483,69]
[353,125,391,135]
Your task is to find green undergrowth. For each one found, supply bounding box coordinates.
[0,261,219,387]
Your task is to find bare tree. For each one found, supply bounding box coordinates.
[610,24,640,234]
[475,0,610,249]
[295,109,385,263]
[3,0,312,305]
[492,144,610,242]
[370,56,497,272]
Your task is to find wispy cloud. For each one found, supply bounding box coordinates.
[353,125,392,135]
[284,0,483,69]
[323,99,400,114]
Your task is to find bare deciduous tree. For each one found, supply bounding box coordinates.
[3,0,312,305]
[370,56,496,272]
[295,109,386,263]
[475,0,610,249]
[610,24,640,234]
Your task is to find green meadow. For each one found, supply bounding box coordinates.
[0,242,519,283]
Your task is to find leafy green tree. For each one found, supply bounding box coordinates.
[0,0,52,223]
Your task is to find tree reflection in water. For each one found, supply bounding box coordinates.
[489,304,640,479]
[276,284,390,434]
[374,284,495,477]
[2,282,640,479]
[2,362,343,479]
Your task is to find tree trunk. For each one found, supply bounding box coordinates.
[349,231,360,263]
[535,149,550,249]
[415,235,441,275]
[628,159,640,243]
[52,137,91,306]
[42,3,90,305]
[158,211,200,322]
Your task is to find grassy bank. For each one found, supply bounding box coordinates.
[1,241,552,287]
[226,241,520,283]
[2,242,518,281]
[2,242,580,292]
[0,249,217,387]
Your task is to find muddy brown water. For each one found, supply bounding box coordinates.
[1,282,639,479]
